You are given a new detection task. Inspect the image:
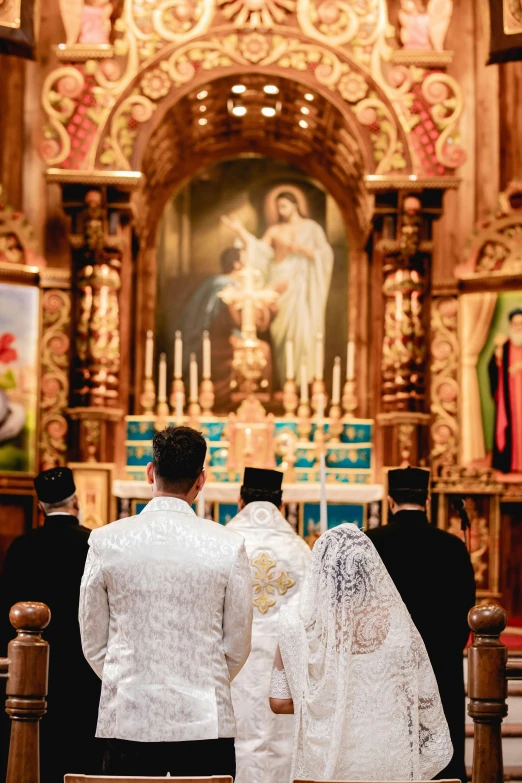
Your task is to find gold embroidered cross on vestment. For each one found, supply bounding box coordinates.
[251,552,296,614]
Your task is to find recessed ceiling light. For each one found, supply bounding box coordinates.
[304,93,314,101]
[301,106,310,115]
[232,105,247,116]
[198,118,207,126]
[199,105,206,112]
[232,85,246,94]
[264,85,279,95]
[261,106,276,117]
[197,90,208,100]
[299,119,308,129]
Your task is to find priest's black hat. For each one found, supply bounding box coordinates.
[34,467,76,504]
[509,308,522,321]
[242,467,283,491]
[388,466,430,493]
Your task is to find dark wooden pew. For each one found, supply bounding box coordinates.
[468,604,522,783]
[0,602,50,783]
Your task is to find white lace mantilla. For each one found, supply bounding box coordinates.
[277,523,453,782]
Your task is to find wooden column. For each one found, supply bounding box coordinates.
[468,604,508,783]
[4,602,50,783]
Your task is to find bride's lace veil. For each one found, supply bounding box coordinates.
[278,523,452,781]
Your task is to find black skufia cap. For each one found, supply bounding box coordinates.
[242,467,283,491]
[34,467,76,504]
[388,466,430,493]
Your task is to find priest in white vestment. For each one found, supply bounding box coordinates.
[227,467,311,783]
[222,191,334,384]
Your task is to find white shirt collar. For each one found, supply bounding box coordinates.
[140,496,196,516]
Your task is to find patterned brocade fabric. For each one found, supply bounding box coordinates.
[269,667,292,699]
[79,496,253,743]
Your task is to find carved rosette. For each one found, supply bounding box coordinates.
[75,253,121,407]
[39,290,71,470]
[430,296,459,472]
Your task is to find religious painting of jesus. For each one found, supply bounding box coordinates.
[155,157,349,412]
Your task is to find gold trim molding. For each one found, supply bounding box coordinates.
[391,50,454,67]
[0,0,21,29]
[46,169,143,189]
[365,175,460,191]
[54,43,114,62]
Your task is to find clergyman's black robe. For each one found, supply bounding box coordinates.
[367,510,476,783]
[0,514,103,782]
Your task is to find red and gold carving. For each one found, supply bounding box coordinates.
[430,297,459,472]
[76,253,121,407]
[40,290,71,470]
[0,186,46,268]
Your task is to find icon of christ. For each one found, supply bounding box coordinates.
[222,189,334,386]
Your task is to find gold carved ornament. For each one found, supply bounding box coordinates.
[251,552,296,614]
[430,297,459,472]
[39,290,71,470]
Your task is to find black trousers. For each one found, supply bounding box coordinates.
[103,737,236,778]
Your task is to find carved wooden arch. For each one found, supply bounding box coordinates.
[456,181,522,279]
[131,71,376,251]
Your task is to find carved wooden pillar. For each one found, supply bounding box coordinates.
[430,282,460,473]
[375,191,443,468]
[57,181,135,465]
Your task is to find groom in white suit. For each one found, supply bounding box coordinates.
[79,426,253,777]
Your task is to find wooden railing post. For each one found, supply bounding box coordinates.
[468,604,508,783]
[4,602,50,783]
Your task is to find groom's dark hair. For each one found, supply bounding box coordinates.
[152,425,207,494]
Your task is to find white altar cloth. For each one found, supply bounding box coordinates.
[113,480,385,504]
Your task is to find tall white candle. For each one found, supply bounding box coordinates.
[285,340,295,381]
[347,340,355,381]
[300,362,309,404]
[315,333,324,381]
[203,330,211,380]
[145,330,154,379]
[174,330,183,380]
[319,453,328,534]
[332,356,341,405]
[158,353,167,402]
[197,488,205,518]
[189,353,198,403]
[175,391,184,421]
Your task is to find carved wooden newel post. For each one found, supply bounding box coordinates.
[468,604,508,783]
[2,602,51,783]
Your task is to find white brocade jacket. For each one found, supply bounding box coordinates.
[79,496,253,743]
[226,502,311,783]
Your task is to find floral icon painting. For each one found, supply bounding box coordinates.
[0,283,39,473]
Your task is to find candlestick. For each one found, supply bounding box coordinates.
[189,353,198,403]
[300,362,309,404]
[347,340,355,381]
[332,356,341,405]
[315,332,324,381]
[145,330,154,379]
[158,353,167,402]
[202,330,211,380]
[285,340,295,381]
[175,391,184,422]
[197,488,205,518]
[174,330,183,380]
[319,452,328,534]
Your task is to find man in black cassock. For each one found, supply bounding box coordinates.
[367,468,476,783]
[0,467,103,782]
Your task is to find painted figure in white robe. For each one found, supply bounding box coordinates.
[227,468,311,783]
[222,191,334,384]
